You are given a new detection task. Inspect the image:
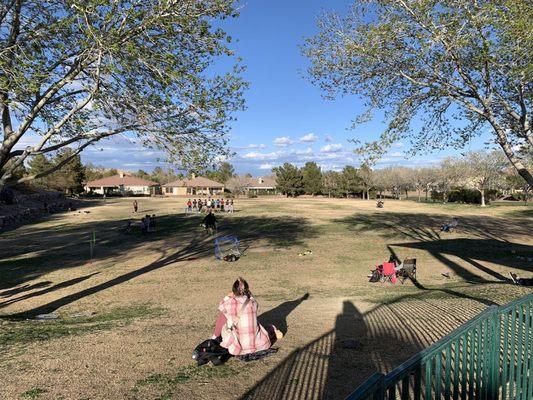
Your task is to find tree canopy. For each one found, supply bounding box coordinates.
[206,161,235,184]
[304,0,533,186]
[273,163,304,197]
[0,0,245,191]
[301,161,323,195]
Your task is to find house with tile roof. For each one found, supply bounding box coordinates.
[243,176,278,195]
[162,175,225,196]
[84,172,160,196]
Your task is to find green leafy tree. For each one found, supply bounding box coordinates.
[339,166,362,198]
[304,0,533,186]
[301,161,323,195]
[103,169,118,178]
[206,161,235,183]
[273,163,304,197]
[47,148,86,193]
[0,0,246,191]
[134,170,152,181]
[151,167,166,184]
[27,154,53,188]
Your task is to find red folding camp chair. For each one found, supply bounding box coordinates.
[380,262,397,284]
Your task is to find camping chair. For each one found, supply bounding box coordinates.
[379,262,397,284]
[397,258,417,284]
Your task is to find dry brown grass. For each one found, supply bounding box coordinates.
[0,197,532,399]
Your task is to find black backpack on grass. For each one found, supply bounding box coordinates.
[192,339,231,366]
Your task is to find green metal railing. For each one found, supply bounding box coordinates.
[346,294,533,400]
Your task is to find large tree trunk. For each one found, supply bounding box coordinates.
[491,124,533,187]
[366,188,370,200]
[480,189,486,207]
[417,188,421,202]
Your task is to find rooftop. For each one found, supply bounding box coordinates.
[163,176,224,188]
[85,174,159,187]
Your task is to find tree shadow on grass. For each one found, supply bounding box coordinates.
[336,212,533,283]
[0,281,52,299]
[241,295,486,400]
[337,211,532,242]
[0,214,317,319]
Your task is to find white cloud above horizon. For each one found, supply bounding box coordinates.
[320,143,343,153]
[273,136,295,147]
[259,163,274,170]
[299,133,318,143]
[233,143,267,150]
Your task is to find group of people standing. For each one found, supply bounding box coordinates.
[186,198,234,214]
[140,214,156,234]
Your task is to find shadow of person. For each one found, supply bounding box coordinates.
[240,299,369,400]
[258,293,309,335]
[321,300,368,400]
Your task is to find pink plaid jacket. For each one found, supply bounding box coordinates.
[218,295,271,355]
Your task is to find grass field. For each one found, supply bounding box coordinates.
[0,196,532,400]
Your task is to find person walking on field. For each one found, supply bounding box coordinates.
[211,278,283,356]
[133,200,138,213]
[192,199,198,212]
[187,199,192,213]
[220,198,225,212]
[230,198,234,213]
[202,210,218,235]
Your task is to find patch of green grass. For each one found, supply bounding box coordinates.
[0,304,166,349]
[135,364,247,397]
[20,388,47,398]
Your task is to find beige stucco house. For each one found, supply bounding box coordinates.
[85,172,160,196]
[163,176,225,196]
[243,176,278,195]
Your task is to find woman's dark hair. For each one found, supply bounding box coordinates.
[232,277,251,298]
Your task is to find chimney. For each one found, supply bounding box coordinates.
[119,171,125,178]
[191,172,196,179]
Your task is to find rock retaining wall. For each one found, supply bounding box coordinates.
[0,191,75,231]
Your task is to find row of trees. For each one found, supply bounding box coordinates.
[273,151,532,206]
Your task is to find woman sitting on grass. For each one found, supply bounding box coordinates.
[212,277,283,356]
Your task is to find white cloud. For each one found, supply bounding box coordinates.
[273,136,295,147]
[242,151,281,161]
[392,142,405,148]
[324,134,334,142]
[233,143,267,150]
[320,143,343,153]
[299,133,318,143]
[259,163,274,170]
